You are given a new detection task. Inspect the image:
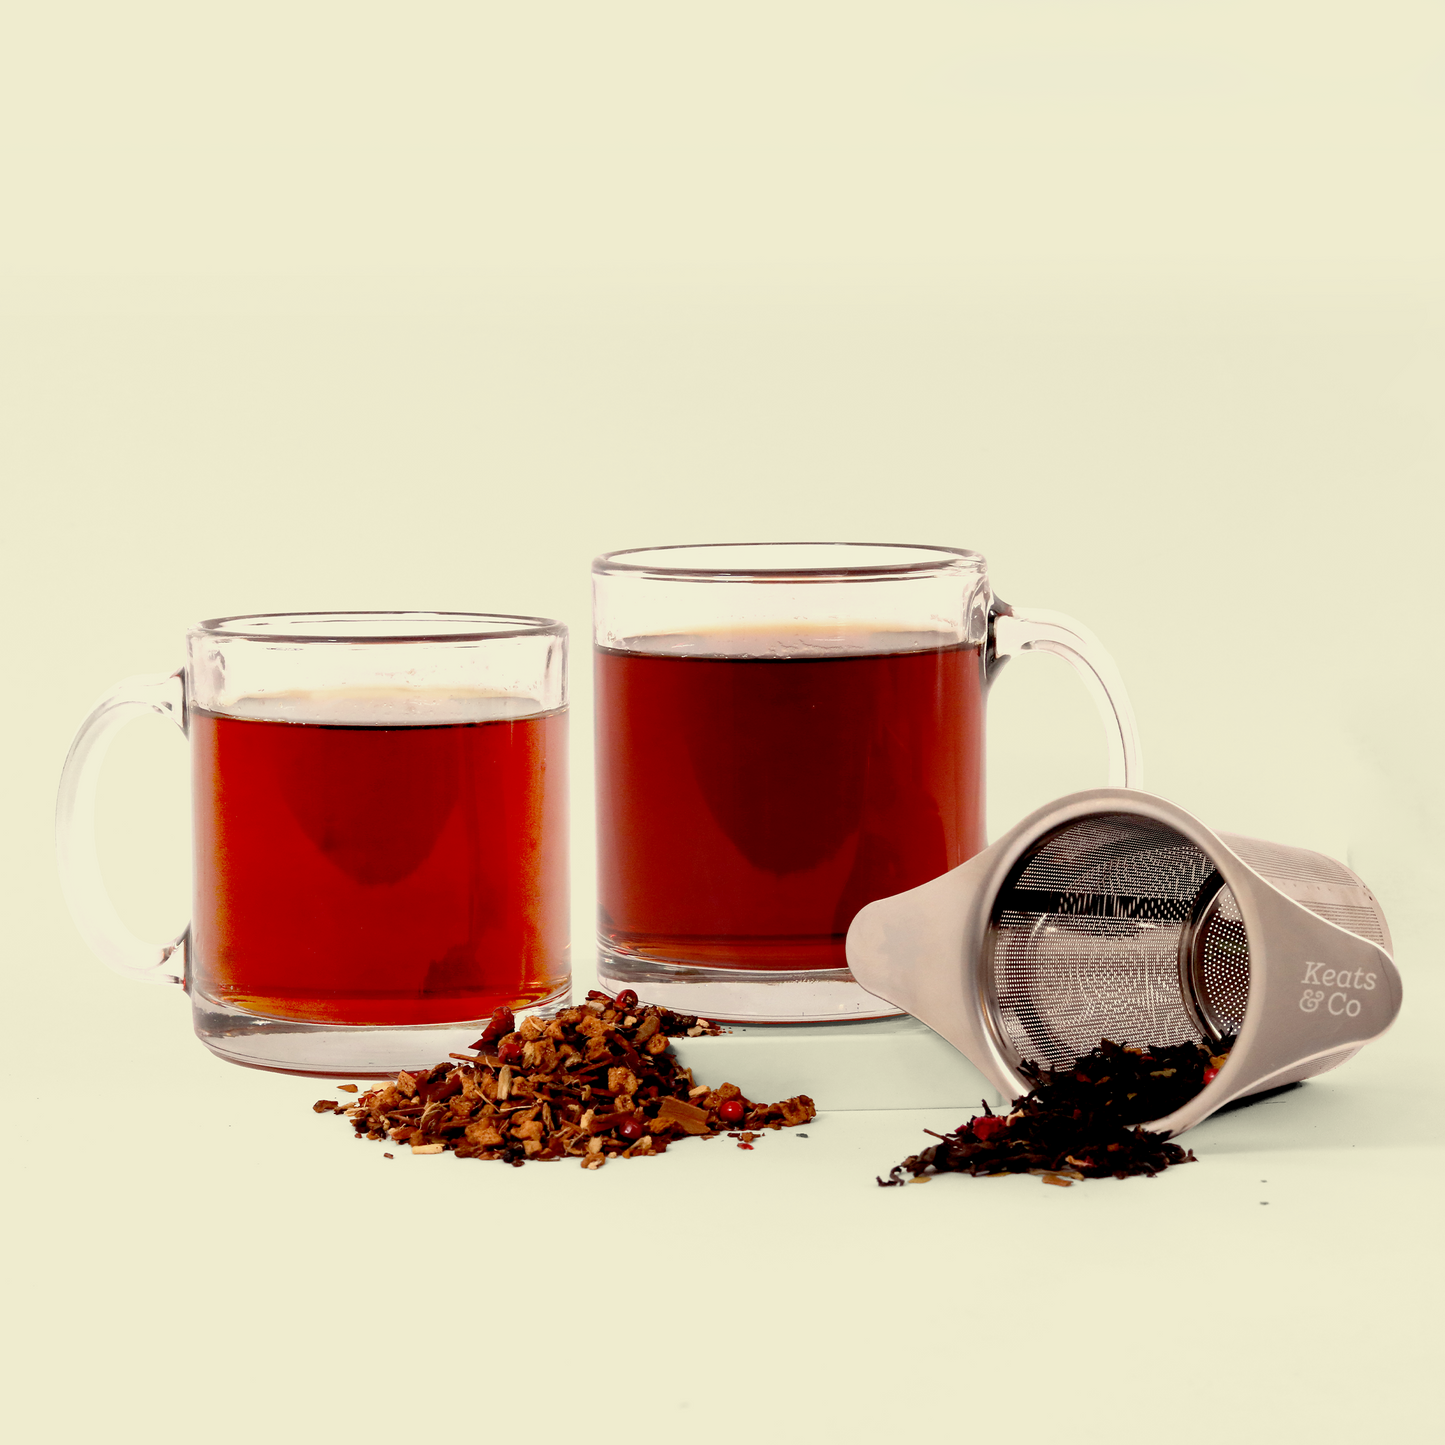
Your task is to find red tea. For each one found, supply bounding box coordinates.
[191,700,568,1025]
[595,639,984,971]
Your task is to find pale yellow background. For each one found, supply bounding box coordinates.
[3,5,1442,1443]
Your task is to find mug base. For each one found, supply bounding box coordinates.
[596,941,903,1024]
[189,981,573,1077]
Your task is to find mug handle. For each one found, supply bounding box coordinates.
[55,671,189,984]
[988,601,1143,788]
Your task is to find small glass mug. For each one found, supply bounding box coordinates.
[593,543,1141,1023]
[56,612,570,1075]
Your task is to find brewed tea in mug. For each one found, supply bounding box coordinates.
[190,694,566,1028]
[593,544,1140,1023]
[57,612,570,1074]
[597,637,983,967]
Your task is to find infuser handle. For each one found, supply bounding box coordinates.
[989,604,1143,789]
[54,671,188,985]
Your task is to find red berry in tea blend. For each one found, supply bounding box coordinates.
[322,993,815,1169]
[878,1038,1231,1188]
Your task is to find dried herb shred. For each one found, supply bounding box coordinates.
[314,990,815,1168]
[878,1038,1231,1188]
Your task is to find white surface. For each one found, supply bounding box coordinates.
[4,7,1443,1444]
[6,967,1439,1444]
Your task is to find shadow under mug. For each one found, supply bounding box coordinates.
[56,612,570,1075]
[592,543,1142,1023]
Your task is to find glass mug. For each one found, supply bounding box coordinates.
[56,612,570,1074]
[593,543,1141,1023]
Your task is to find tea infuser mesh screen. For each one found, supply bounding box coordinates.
[1008,815,1215,903]
[1216,833,1391,947]
[988,815,1229,1072]
[1296,900,1387,944]
[1222,836,1356,889]
[1195,886,1250,1038]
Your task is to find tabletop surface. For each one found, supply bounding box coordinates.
[10,948,1440,1445]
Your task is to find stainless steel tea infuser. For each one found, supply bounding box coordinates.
[846,788,1401,1136]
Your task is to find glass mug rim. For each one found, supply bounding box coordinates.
[191,610,566,645]
[593,542,987,582]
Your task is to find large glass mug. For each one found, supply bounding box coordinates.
[592,543,1141,1023]
[56,612,570,1075]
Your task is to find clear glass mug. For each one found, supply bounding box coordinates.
[593,543,1141,1023]
[56,612,570,1075]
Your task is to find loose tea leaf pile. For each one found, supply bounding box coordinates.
[315,990,815,1168]
[879,1038,1230,1188]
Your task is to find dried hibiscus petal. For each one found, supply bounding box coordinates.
[968,1113,1009,1142]
[469,1007,516,1053]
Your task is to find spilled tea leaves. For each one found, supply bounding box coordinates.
[315,991,814,1168]
[879,1038,1229,1188]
